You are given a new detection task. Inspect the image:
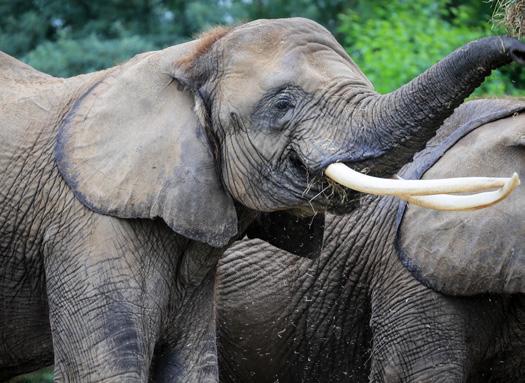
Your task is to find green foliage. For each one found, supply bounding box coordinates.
[232,0,350,33]
[338,0,525,96]
[4,1,521,96]
[0,1,357,77]
[0,0,242,76]
[24,32,156,77]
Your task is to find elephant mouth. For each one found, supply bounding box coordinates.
[288,152,361,215]
[324,162,520,211]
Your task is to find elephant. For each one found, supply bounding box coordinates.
[1,17,525,381]
[216,98,525,383]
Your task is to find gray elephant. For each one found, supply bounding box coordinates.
[1,17,524,381]
[216,98,525,382]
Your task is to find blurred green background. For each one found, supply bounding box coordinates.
[1,0,524,96]
[1,0,523,381]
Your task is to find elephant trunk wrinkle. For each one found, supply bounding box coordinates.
[356,36,525,177]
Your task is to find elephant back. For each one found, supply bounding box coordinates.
[0,51,97,141]
[396,99,525,295]
[0,51,52,83]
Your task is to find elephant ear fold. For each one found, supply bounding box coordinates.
[397,105,525,295]
[246,212,325,259]
[56,46,237,247]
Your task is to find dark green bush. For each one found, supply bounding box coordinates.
[23,33,156,77]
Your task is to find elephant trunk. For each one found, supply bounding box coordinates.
[361,36,525,176]
[325,37,525,211]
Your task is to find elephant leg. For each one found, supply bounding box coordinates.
[43,216,167,382]
[151,246,220,383]
[369,272,469,382]
[46,273,159,381]
[150,311,219,383]
[0,258,53,380]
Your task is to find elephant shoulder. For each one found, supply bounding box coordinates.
[0,53,94,149]
[397,98,525,295]
[0,51,81,122]
[0,50,96,104]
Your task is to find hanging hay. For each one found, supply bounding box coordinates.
[492,0,525,37]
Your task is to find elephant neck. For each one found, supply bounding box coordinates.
[302,194,400,292]
[279,195,401,378]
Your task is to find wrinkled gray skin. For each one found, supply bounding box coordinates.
[217,100,525,383]
[2,17,525,382]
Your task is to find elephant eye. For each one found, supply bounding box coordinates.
[274,98,294,111]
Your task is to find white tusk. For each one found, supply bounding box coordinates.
[398,172,520,211]
[325,162,516,196]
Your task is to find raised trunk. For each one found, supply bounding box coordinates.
[359,36,525,176]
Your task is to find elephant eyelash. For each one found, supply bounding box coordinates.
[274,97,295,111]
[273,89,298,111]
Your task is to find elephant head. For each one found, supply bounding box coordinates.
[56,18,525,256]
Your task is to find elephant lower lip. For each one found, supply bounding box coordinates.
[286,151,362,214]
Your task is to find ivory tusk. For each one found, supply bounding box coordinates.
[324,162,516,196]
[398,172,520,211]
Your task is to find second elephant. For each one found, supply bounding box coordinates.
[217,99,525,382]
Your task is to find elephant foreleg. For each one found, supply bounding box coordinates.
[151,243,220,383]
[369,266,469,382]
[43,217,164,382]
[44,215,222,382]
[150,292,219,383]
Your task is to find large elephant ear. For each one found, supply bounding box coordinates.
[246,212,325,259]
[56,43,237,247]
[396,100,525,295]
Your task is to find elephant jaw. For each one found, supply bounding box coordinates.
[324,163,520,211]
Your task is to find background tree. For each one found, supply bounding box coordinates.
[1,0,522,95]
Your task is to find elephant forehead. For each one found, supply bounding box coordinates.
[217,19,369,113]
[225,18,366,86]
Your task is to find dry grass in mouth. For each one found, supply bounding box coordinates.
[491,0,525,38]
[302,174,352,215]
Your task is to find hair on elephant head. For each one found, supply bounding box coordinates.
[56,18,525,258]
